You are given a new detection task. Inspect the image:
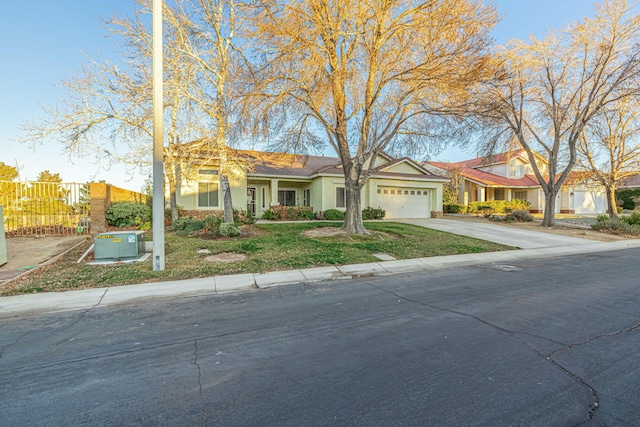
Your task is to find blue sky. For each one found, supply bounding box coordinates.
[0,0,597,190]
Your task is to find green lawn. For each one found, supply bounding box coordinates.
[2,222,512,295]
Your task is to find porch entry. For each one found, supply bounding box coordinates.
[247,187,256,215]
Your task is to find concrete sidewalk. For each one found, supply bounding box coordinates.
[2,233,640,319]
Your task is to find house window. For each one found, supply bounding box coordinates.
[411,190,415,195]
[514,190,528,200]
[510,163,524,178]
[261,188,266,209]
[336,187,346,208]
[278,190,296,206]
[197,182,219,207]
[303,189,311,207]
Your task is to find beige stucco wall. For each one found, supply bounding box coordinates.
[177,162,247,211]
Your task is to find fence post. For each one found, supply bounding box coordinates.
[89,183,110,233]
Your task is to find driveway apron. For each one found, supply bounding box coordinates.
[396,218,595,249]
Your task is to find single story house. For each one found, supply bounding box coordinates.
[175,149,448,219]
[424,150,607,214]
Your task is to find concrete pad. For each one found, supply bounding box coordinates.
[378,259,426,273]
[299,266,345,282]
[338,262,386,276]
[0,287,107,319]
[254,270,307,288]
[372,253,397,261]
[215,273,256,293]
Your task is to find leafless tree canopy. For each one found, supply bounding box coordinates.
[473,0,640,226]
[247,0,498,233]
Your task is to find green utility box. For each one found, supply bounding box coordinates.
[94,231,145,261]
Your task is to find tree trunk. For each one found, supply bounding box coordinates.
[221,174,234,223]
[541,190,557,227]
[168,163,181,225]
[341,176,368,235]
[606,184,618,218]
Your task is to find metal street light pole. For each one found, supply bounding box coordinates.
[152,0,165,271]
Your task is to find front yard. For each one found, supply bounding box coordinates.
[2,222,511,296]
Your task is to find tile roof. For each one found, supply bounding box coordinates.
[429,162,540,187]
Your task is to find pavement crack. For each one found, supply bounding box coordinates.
[0,330,32,360]
[193,340,209,427]
[364,282,603,425]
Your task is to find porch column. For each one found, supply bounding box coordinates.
[506,189,512,201]
[270,179,279,206]
[477,186,485,202]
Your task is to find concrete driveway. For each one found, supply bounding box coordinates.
[397,218,596,249]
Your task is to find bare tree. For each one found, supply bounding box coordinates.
[248,0,498,234]
[578,98,640,217]
[23,0,256,226]
[475,0,640,227]
[18,0,222,224]
[164,0,249,224]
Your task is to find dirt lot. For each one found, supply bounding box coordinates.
[0,236,89,282]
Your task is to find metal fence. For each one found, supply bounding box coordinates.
[1,181,90,236]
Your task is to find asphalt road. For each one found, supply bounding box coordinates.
[1,249,639,426]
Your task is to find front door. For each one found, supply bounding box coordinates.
[247,188,256,215]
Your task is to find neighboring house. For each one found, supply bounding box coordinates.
[620,174,640,189]
[424,150,607,214]
[175,149,448,219]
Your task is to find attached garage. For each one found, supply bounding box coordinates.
[375,187,431,218]
[573,190,606,214]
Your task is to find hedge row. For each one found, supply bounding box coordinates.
[444,199,531,215]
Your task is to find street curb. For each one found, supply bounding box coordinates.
[1,239,640,319]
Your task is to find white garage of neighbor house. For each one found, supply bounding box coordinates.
[174,148,448,219]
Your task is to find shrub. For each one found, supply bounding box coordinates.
[260,205,315,220]
[622,209,640,226]
[444,204,467,214]
[106,201,152,229]
[323,209,345,220]
[219,222,241,237]
[508,210,534,222]
[616,189,640,210]
[362,206,386,220]
[287,206,316,220]
[261,208,281,220]
[591,218,640,236]
[468,199,530,215]
[233,209,256,224]
[203,215,222,233]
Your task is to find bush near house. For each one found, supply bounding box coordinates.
[592,214,640,236]
[616,189,640,210]
[362,207,386,220]
[444,200,530,215]
[106,201,152,229]
[261,205,315,221]
[323,209,345,220]
[444,204,467,214]
[489,209,534,223]
[467,199,531,216]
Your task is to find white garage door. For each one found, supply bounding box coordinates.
[376,187,430,218]
[574,191,607,214]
